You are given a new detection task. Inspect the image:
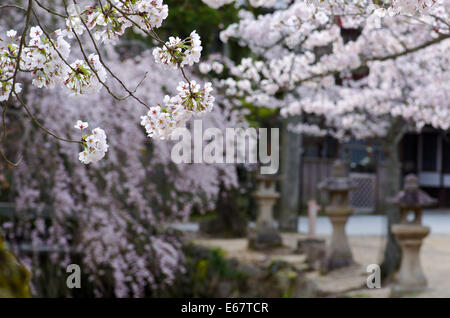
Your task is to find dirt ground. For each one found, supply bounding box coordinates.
[347,234,450,297]
[195,233,450,298]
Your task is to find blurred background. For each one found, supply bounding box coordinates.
[0,0,449,298]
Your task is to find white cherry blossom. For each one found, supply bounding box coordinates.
[78,126,109,164]
[153,31,203,68]
[63,54,106,95]
[141,80,215,139]
[74,120,89,130]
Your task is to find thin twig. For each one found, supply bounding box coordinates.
[0,5,26,12]
[0,147,21,167]
[35,0,68,18]
[0,0,33,165]
[8,0,33,102]
[72,0,150,109]
[106,0,194,90]
[15,92,83,144]
[32,6,139,105]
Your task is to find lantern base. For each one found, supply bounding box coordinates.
[296,237,326,271]
[321,251,355,274]
[248,228,283,251]
[321,206,355,274]
[390,224,430,297]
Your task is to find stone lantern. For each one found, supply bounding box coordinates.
[389,174,436,296]
[318,160,357,273]
[248,175,282,250]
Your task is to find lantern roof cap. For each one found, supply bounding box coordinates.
[318,160,357,191]
[389,174,437,208]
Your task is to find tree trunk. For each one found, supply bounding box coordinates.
[380,138,402,281]
[199,181,248,238]
[279,115,302,232]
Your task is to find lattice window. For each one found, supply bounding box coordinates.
[349,173,376,213]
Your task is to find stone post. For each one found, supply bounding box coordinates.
[307,199,319,237]
[248,175,282,250]
[296,200,325,271]
[318,160,357,273]
[389,174,436,297]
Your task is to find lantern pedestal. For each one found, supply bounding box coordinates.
[390,224,430,297]
[248,191,282,250]
[317,160,357,274]
[321,206,354,273]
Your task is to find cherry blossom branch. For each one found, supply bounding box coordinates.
[1,0,214,165]
[30,9,76,72]
[0,0,33,166]
[71,0,151,109]
[31,6,141,106]
[292,33,450,86]
[3,2,86,147]
[402,14,449,34]
[105,0,195,93]
[8,0,33,102]
[14,92,83,144]
[71,27,150,109]
[367,33,450,62]
[430,14,450,27]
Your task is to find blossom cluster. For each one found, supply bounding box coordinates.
[22,27,70,89]
[0,0,213,166]
[153,31,202,68]
[199,61,224,74]
[75,121,109,164]
[202,0,234,9]
[2,50,235,297]
[203,0,440,16]
[287,123,327,137]
[140,81,214,139]
[64,54,107,95]
[0,31,21,101]
[202,0,278,9]
[65,1,168,43]
[381,0,438,16]
[112,0,169,31]
[207,0,449,142]
[1,25,107,98]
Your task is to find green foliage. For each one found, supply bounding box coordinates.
[166,243,246,297]
[166,244,319,298]
[242,100,281,128]
[127,0,239,57]
[163,0,238,55]
[0,236,31,298]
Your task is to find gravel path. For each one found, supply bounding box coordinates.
[329,234,450,297]
[195,233,450,297]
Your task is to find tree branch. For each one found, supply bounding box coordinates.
[15,92,83,144]
[0,4,26,12]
